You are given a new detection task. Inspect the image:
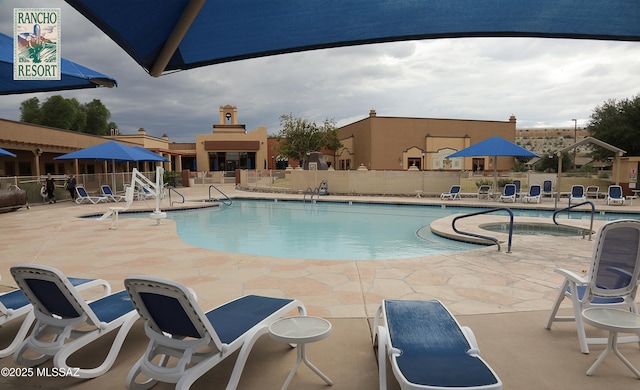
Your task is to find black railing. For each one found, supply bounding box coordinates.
[452,207,514,253]
[552,201,594,240]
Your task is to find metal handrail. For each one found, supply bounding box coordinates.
[208,185,232,206]
[167,186,185,207]
[452,207,515,253]
[303,187,317,202]
[552,201,594,240]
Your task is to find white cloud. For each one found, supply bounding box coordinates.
[1,1,639,142]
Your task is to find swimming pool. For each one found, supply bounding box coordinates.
[140,200,640,261]
[161,200,483,260]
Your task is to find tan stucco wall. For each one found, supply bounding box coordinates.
[337,112,516,171]
[195,126,268,172]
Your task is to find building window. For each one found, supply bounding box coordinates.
[209,151,257,171]
[408,158,421,169]
[18,162,31,176]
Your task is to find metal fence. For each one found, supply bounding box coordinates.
[0,171,156,204]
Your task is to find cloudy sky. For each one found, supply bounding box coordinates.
[1,1,639,143]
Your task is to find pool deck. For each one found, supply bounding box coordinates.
[1,185,640,389]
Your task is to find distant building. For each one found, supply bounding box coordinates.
[194,105,268,171]
[334,110,517,171]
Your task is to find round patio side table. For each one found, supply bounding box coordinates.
[269,316,333,390]
[582,307,640,377]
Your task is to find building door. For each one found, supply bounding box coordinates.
[408,157,421,169]
[473,158,485,173]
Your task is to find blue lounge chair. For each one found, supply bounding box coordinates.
[0,274,110,358]
[75,185,108,204]
[606,185,626,205]
[440,185,461,200]
[512,180,522,199]
[542,180,555,199]
[374,300,502,390]
[522,185,541,203]
[569,185,586,205]
[101,184,125,202]
[545,219,640,353]
[10,265,139,378]
[499,183,516,203]
[124,276,306,390]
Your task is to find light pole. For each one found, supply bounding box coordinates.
[572,119,577,171]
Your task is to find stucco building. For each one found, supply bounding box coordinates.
[335,110,517,172]
[0,105,519,179]
[195,105,268,172]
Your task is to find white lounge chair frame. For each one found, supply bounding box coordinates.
[440,185,461,200]
[606,185,626,206]
[0,275,110,358]
[545,219,640,353]
[477,185,491,200]
[101,184,125,202]
[124,276,306,390]
[374,299,501,390]
[569,185,586,205]
[522,184,541,203]
[10,264,139,378]
[499,184,516,203]
[75,185,108,204]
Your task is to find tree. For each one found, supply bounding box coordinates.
[275,113,342,163]
[85,99,111,135]
[39,95,77,129]
[18,95,115,135]
[534,153,572,173]
[588,94,640,160]
[19,97,41,124]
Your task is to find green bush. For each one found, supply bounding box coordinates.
[497,178,514,187]
[163,171,180,187]
[475,178,493,188]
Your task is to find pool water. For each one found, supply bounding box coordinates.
[136,200,640,261]
[163,200,481,260]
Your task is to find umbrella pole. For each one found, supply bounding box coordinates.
[112,159,116,191]
[493,156,498,194]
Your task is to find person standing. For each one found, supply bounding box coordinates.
[45,173,56,203]
[66,174,76,200]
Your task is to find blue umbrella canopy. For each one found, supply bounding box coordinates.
[54,141,152,162]
[447,136,539,158]
[447,136,538,190]
[0,147,16,157]
[65,0,640,77]
[132,146,169,162]
[55,141,164,190]
[0,31,117,95]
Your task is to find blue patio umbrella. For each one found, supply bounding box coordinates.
[131,146,169,162]
[0,32,117,95]
[64,0,640,77]
[447,136,538,190]
[55,141,160,189]
[0,147,16,157]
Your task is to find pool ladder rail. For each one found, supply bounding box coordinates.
[167,186,185,207]
[552,201,594,241]
[304,180,328,202]
[209,185,232,206]
[450,201,595,253]
[452,207,514,253]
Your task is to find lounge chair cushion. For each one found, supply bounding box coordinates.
[384,300,499,388]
